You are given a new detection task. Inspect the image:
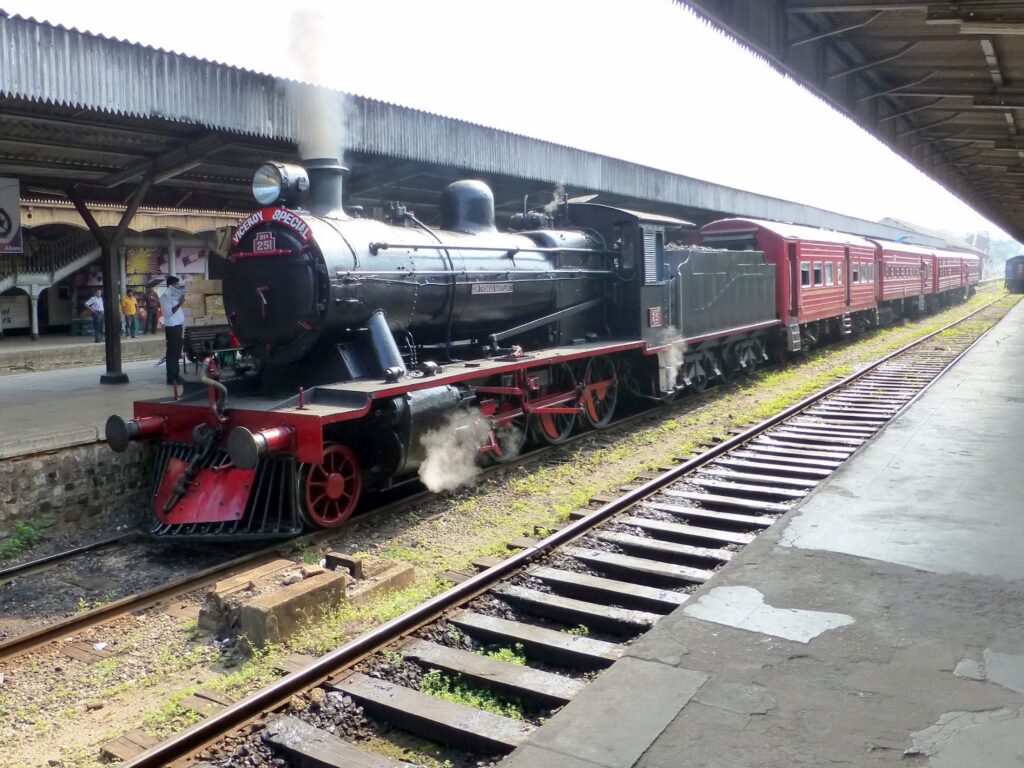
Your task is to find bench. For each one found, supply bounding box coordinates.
[183,325,248,374]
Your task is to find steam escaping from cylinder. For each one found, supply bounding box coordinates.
[544,181,567,214]
[657,326,686,390]
[417,411,493,493]
[287,8,348,161]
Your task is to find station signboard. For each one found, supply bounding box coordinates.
[0,177,22,254]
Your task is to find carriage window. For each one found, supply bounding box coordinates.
[800,261,811,287]
[837,263,842,284]
[852,262,860,283]
[869,263,875,283]
[813,262,823,286]
[825,262,834,286]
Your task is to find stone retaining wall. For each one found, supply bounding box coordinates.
[0,441,152,537]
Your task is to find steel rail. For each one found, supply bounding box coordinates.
[124,294,1012,768]
[0,532,137,583]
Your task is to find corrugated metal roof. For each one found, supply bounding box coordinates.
[702,217,877,248]
[0,12,948,247]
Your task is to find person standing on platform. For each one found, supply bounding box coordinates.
[145,286,160,335]
[160,276,186,385]
[121,289,139,339]
[85,288,104,343]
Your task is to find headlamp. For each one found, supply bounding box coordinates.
[252,162,310,206]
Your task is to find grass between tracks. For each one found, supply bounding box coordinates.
[4,290,1018,768]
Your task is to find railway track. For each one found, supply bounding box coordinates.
[118,296,1015,768]
[0,532,136,584]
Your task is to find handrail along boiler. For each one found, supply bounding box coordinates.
[106,157,979,539]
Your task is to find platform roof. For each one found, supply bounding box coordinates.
[0,10,957,247]
[681,0,1024,242]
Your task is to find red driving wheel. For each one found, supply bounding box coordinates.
[299,443,361,528]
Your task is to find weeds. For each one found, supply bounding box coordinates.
[0,517,49,560]
[419,668,523,720]
[484,644,527,666]
[142,691,203,738]
[382,649,406,668]
[290,579,450,656]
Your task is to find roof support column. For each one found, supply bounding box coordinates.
[68,176,153,384]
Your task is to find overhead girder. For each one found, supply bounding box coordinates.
[680,0,1024,241]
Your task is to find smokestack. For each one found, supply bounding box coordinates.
[304,158,348,218]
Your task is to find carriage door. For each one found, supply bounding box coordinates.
[844,247,852,307]
[789,243,801,313]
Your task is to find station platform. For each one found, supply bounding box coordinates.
[0,358,172,460]
[0,332,164,376]
[505,300,1024,768]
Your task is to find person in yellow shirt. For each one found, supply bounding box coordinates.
[122,289,139,338]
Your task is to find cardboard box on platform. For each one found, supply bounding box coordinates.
[186,279,223,295]
[204,295,225,315]
[183,295,206,313]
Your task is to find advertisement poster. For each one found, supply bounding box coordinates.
[121,246,209,292]
[0,177,23,254]
[176,247,208,274]
[125,246,169,277]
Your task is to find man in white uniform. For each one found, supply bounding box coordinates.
[85,288,104,343]
[160,276,186,385]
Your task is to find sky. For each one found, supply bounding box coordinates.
[4,0,1018,242]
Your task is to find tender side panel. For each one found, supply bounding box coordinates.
[673,248,777,339]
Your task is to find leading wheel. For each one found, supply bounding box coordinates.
[581,356,618,428]
[298,443,361,528]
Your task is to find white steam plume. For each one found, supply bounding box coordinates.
[418,411,493,493]
[657,326,686,390]
[288,8,347,160]
[543,182,566,214]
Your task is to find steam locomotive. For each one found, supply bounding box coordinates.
[106,157,978,539]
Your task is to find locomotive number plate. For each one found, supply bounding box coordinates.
[471,283,513,295]
[253,231,276,253]
[649,306,663,328]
